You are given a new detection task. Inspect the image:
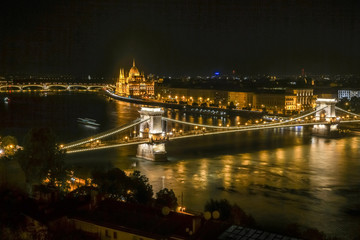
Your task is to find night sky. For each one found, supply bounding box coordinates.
[1,0,360,77]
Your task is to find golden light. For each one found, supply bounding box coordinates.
[219,123,222,127]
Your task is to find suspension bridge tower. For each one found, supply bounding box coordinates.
[315,98,337,121]
[136,107,167,161]
[313,98,339,136]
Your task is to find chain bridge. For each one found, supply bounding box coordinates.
[61,98,360,161]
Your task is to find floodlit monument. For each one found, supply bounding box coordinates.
[116,59,155,97]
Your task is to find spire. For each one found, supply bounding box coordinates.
[133,58,135,67]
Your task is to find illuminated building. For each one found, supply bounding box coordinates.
[227,91,253,109]
[116,60,154,97]
[284,95,298,111]
[155,86,228,107]
[338,89,360,100]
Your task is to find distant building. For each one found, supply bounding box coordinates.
[284,95,298,111]
[155,86,228,106]
[155,84,315,113]
[252,91,285,112]
[116,60,155,97]
[338,89,360,100]
[228,91,253,109]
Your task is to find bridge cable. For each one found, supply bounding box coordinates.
[335,106,360,118]
[162,106,326,130]
[63,118,148,150]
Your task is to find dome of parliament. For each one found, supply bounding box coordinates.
[129,59,140,76]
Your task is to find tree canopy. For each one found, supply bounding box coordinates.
[155,188,178,210]
[0,135,18,157]
[92,168,153,205]
[15,128,69,192]
[204,198,256,227]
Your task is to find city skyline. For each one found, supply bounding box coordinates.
[1,0,360,77]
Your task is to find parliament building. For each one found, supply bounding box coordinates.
[116,60,154,97]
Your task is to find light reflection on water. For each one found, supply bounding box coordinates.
[1,92,360,239]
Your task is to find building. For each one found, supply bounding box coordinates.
[291,88,314,109]
[71,200,202,240]
[116,60,155,97]
[155,86,228,106]
[228,91,254,109]
[338,89,360,100]
[252,91,285,112]
[284,95,298,111]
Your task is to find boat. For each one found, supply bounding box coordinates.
[4,97,9,103]
[77,118,100,127]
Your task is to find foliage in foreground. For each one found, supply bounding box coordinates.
[204,198,256,227]
[14,128,70,193]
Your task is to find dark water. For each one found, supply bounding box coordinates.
[1,92,360,239]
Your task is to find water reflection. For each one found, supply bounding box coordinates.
[2,93,360,239]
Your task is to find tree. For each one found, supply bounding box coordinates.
[0,135,18,157]
[227,101,235,109]
[204,199,256,226]
[128,170,153,204]
[91,168,129,200]
[155,188,178,210]
[15,128,69,193]
[204,199,232,221]
[92,169,153,204]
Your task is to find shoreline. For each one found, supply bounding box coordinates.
[104,89,265,118]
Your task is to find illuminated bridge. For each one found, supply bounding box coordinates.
[62,98,360,161]
[0,82,114,91]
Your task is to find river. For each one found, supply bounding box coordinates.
[1,91,359,239]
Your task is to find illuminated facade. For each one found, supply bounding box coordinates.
[284,95,298,111]
[116,60,155,97]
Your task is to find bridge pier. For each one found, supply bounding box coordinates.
[136,107,167,161]
[312,123,339,137]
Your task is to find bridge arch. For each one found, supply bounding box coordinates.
[22,85,44,90]
[0,85,22,91]
[46,85,67,90]
[68,85,88,90]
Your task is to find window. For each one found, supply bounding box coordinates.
[105,229,110,237]
[113,231,117,239]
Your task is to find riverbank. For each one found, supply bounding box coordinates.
[104,89,264,118]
